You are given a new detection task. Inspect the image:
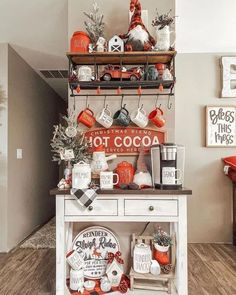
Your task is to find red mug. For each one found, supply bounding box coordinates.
[77,108,96,128]
[148,107,165,128]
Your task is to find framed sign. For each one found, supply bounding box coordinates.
[72,226,120,279]
[206,106,236,147]
[85,126,166,155]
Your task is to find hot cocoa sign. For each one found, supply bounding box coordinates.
[85,127,166,155]
[72,226,120,279]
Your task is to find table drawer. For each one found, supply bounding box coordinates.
[124,199,178,216]
[65,199,118,216]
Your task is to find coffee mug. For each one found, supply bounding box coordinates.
[148,107,165,128]
[96,107,113,128]
[77,108,96,128]
[113,106,131,127]
[131,107,148,128]
[100,171,119,189]
[162,167,182,185]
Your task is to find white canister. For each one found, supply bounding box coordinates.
[70,268,84,291]
[133,243,152,274]
[72,161,91,189]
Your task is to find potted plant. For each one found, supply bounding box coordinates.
[153,227,172,265]
[152,9,176,51]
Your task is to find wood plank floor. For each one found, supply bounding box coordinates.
[0,244,235,295]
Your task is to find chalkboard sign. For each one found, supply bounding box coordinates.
[206,106,236,147]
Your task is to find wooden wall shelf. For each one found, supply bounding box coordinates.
[67,51,177,66]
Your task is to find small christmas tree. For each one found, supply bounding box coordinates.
[84,0,105,44]
[50,115,91,165]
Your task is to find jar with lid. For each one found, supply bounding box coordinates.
[115,161,134,187]
[133,243,152,274]
[72,161,91,189]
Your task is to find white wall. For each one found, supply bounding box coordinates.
[0,0,68,99]
[176,0,236,53]
[175,53,235,243]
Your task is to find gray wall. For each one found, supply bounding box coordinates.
[0,44,8,252]
[175,53,235,243]
[0,44,66,252]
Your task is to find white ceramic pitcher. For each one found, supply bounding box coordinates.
[155,26,175,51]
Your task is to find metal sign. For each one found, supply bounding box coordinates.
[72,226,120,279]
[85,126,166,155]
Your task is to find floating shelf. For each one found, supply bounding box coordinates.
[70,79,175,90]
[67,51,177,66]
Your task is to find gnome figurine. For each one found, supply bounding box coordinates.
[119,0,155,51]
[133,146,152,188]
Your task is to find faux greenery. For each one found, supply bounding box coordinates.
[84,1,105,44]
[152,9,176,30]
[50,115,91,165]
[153,226,172,247]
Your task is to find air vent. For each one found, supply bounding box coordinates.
[39,70,68,79]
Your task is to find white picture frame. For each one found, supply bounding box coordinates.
[206,105,236,147]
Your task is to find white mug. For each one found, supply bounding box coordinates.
[100,171,119,189]
[131,107,148,128]
[66,250,84,270]
[96,107,113,128]
[70,269,84,291]
[162,167,182,185]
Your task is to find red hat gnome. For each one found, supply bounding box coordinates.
[133,145,152,188]
[120,0,155,51]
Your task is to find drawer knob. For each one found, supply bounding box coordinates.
[149,206,154,211]
[88,205,93,211]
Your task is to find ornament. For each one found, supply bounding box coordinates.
[161,264,173,274]
[84,280,96,291]
[118,278,129,294]
[100,276,112,292]
[65,126,77,138]
[96,36,107,52]
[57,178,70,190]
[108,35,124,52]
[106,251,124,287]
[150,259,161,275]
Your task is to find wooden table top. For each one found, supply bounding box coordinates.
[50,187,192,196]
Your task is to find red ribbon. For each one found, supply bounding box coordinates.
[107,251,124,264]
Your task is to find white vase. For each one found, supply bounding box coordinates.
[154,26,175,51]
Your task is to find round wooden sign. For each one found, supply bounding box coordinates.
[72,226,120,279]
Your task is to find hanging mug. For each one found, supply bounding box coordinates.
[77,108,96,128]
[148,107,165,128]
[113,106,131,127]
[131,107,149,128]
[96,107,113,128]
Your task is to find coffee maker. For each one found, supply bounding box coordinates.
[151,143,185,189]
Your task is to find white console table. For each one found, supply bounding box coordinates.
[50,188,192,295]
